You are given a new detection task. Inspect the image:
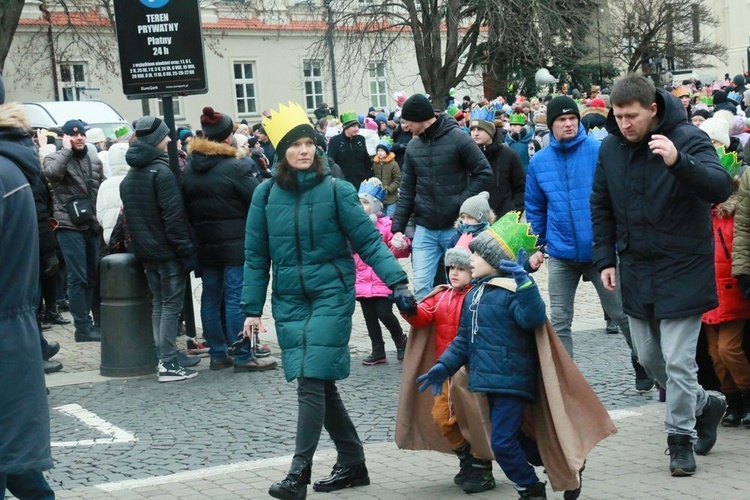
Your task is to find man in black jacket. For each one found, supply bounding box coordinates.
[391,94,493,300]
[591,75,732,477]
[327,113,372,189]
[182,107,276,373]
[120,116,196,383]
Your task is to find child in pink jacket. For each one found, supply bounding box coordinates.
[355,178,411,365]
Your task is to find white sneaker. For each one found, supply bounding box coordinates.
[157,360,198,383]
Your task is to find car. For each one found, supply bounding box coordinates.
[22,100,132,140]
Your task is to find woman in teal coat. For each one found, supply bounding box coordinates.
[241,102,416,500]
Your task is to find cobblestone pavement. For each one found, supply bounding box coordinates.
[30,261,750,499]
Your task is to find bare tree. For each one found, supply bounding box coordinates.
[0,0,26,74]
[601,0,725,78]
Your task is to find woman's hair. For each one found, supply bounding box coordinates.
[276,154,325,190]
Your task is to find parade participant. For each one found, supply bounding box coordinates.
[240,102,416,500]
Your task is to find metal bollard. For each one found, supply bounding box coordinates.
[99,253,156,376]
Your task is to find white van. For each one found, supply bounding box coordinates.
[22,101,133,140]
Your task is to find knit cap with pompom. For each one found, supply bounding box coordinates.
[200,106,234,142]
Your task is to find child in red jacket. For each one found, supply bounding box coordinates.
[403,246,495,493]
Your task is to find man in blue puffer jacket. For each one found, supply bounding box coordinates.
[524,97,648,389]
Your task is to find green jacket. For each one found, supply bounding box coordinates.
[241,167,408,382]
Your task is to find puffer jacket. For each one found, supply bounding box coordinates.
[479,133,525,217]
[591,88,732,319]
[525,123,601,261]
[182,137,258,267]
[505,125,534,172]
[96,143,129,244]
[372,153,401,205]
[355,216,410,298]
[704,197,750,324]
[120,140,192,262]
[405,284,473,359]
[438,276,547,400]
[0,102,53,474]
[242,167,408,382]
[328,133,372,189]
[43,141,103,232]
[391,115,493,234]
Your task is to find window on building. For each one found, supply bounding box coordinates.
[368,62,387,108]
[153,96,183,119]
[59,62,87,101]
[233,62,257,115]
[303,60,324,111]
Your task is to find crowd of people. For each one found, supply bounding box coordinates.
[3,69,750,499]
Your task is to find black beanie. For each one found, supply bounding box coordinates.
[401,94,435,122]
[200,106,234,142]
[546,96,580,128]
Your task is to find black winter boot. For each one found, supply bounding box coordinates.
[722,392,743,427]
[452,442,472,485]
[396,335,408,362]
[742,391,750,428]
[666,434,696,476]
[269,461,312,499]
[694,393,726,455]
[461,458,495,493]
[632,356,654,393]
[518,481,547,499]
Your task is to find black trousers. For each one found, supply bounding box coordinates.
[357,297,405,354]
[293,378,365,468]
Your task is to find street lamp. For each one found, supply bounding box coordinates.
[596,3,603,87]
[324,0,339,114]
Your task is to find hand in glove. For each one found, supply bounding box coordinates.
[416,363,449,396]
[499,248,532,289]
[391,282,417,317]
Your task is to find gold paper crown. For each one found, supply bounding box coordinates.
[262,101,311,149]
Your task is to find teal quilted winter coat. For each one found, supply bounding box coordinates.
[241,166,408,382]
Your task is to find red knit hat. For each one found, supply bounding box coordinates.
[590,97,607,109]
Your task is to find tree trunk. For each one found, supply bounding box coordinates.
[0,0,25,75]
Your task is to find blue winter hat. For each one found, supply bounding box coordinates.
[376,139,392,153]
[62,119,88,135]
[375,113,388,124]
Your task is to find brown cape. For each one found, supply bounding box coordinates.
[395,279,617,492]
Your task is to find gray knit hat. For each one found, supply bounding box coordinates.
[459,191,491,223]
[135,116,170,147]
[444,246,472,270]
[469,230,512,269]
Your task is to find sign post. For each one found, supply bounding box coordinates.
[113,0,208,339]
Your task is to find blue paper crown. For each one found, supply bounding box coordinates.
[727,91,742,105]
[588,127,608,141]
[488,101,505,111]
[469,106,496,122]
[358,178,387,202]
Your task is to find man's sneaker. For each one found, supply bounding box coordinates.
[75,326,101,342]
[177,351,202,367]
[461,458,495,494]
[694,392,727,455]
[605,319,619,334]
[518,481,547,499]
[44,360,63,374]
[396,336,408,362]
[631,357,655,393]
[43,309,71,325]
[209,357,234,371]
[43,341,60,361]
[362,352,387,366]
[254,331,272,358]
[158,360,197,383]
[186,338,210,355]
[666,434,696,476]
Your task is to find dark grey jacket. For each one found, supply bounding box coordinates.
[43,146,103,231]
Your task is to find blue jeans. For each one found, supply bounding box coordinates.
[487,394,541,488]
[411,225,457,301]
[200,265,251,364]
[56,228,99,329]
[547,256,633,358]
[628,315,708,439]
[383,202,397,217]
[143,260,185,364]
[0,471,55,499]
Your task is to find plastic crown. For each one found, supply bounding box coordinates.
[509,113,526,125]
[588,127,608,141]
[378,136,394,146]
[358,177,387,202]
[262,101,311,149]
[114,125,131,139]
[469,106,495,122]
[727,91,742,105]
[700,96,714,106]
[486,211,538,261]
[446,104,461,118]
[717,146,742,178]
[340,110,358,124]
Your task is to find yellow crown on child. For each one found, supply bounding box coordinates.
[262,102,311,149]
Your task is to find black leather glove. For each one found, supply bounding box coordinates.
[391,282,417,317]
[41,254,60,278]
[737,275,750,300]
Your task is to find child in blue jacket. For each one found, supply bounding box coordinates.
[417,212,556,500]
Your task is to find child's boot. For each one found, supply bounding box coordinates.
[362,345,386,366]
[518,481,547,499]
[461,457,495,493]
[269,461,311,499]
[722,392,743,427]
[395,335,408,362]
[452,442,472,485]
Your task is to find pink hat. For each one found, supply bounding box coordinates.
[364,117,378,131]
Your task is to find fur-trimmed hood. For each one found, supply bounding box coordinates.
[187,137,239,173]
[373,151,396,164]
[0,102,30,131]
[581,106,608,119]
